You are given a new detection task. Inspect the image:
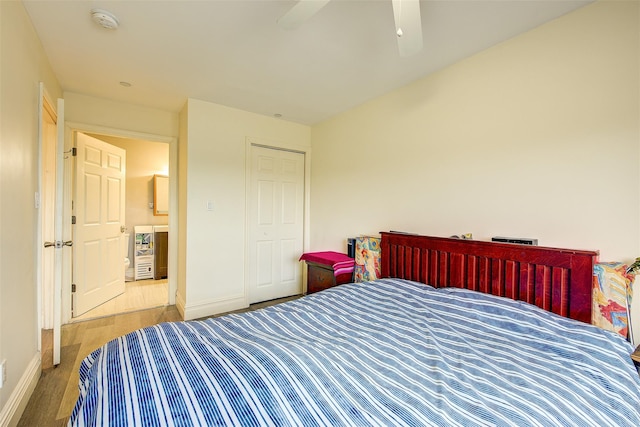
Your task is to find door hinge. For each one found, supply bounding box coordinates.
[71,147,77,156]
[71,215,76,224]
[71,284,76,292]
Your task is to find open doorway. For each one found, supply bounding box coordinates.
[71,132,170,321]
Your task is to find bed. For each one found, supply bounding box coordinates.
[69,232,640,426]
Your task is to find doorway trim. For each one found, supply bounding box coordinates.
[36,83,58,360]
[62,122,178,324]
[35,82,60,367]
[244,137,311,304]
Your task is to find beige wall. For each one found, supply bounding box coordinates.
[310,1,640,342]
[312,1,638,258]
[178,99,311,319]
[89,134,170,233]
[64,92,179,138]
[0,2,62,423]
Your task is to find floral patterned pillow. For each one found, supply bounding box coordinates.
[593,262,633,339]
[353,236,381,282]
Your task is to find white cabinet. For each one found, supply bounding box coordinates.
[134,226,154,280]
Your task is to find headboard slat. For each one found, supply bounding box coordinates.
[380,232,598,323]
[504,260,517,300]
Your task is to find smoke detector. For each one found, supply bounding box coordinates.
[91,9,119,30]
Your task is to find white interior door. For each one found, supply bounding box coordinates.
[39,85,65,365]
[74,132,126,316]
[248,145,304,304]
[41,97,57,330]
[53,98,65,365]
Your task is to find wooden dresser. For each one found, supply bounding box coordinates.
[306,262,354,294]
[300,251,355,295]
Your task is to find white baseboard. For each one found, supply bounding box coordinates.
[0,354,41,427]
[181,294,247,321]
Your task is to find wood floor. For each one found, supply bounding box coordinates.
[18,296,300,426]
[40,279,169,371]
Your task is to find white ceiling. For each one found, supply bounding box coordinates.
[23,0,591,125]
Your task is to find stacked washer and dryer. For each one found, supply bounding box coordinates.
[123,225,168,281]
[133,225,155,280]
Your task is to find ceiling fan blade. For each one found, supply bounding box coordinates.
[277,0,331,30]
[392,0,423,57]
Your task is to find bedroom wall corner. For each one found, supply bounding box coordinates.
[179,98,310,320]
[0,1,62,423]
[176,102,189,319]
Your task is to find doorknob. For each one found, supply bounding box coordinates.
[121,225,126,233]
[43,240,73,248]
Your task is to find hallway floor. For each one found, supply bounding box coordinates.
[71,278,169,322]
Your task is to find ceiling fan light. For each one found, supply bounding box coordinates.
[392,0,423,56]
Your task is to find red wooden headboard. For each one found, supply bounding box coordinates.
[380,232,599,324]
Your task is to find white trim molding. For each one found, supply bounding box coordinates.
[0,354,41,427]
[180,294,247,321]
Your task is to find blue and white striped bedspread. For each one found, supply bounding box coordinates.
[69,279,640,426]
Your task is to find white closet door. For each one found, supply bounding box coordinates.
[248,145,304,303]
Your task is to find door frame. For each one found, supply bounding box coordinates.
[36,84,60,361]
[37,87,56,331]
[61,122,178,324]
[244,137,311,304]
